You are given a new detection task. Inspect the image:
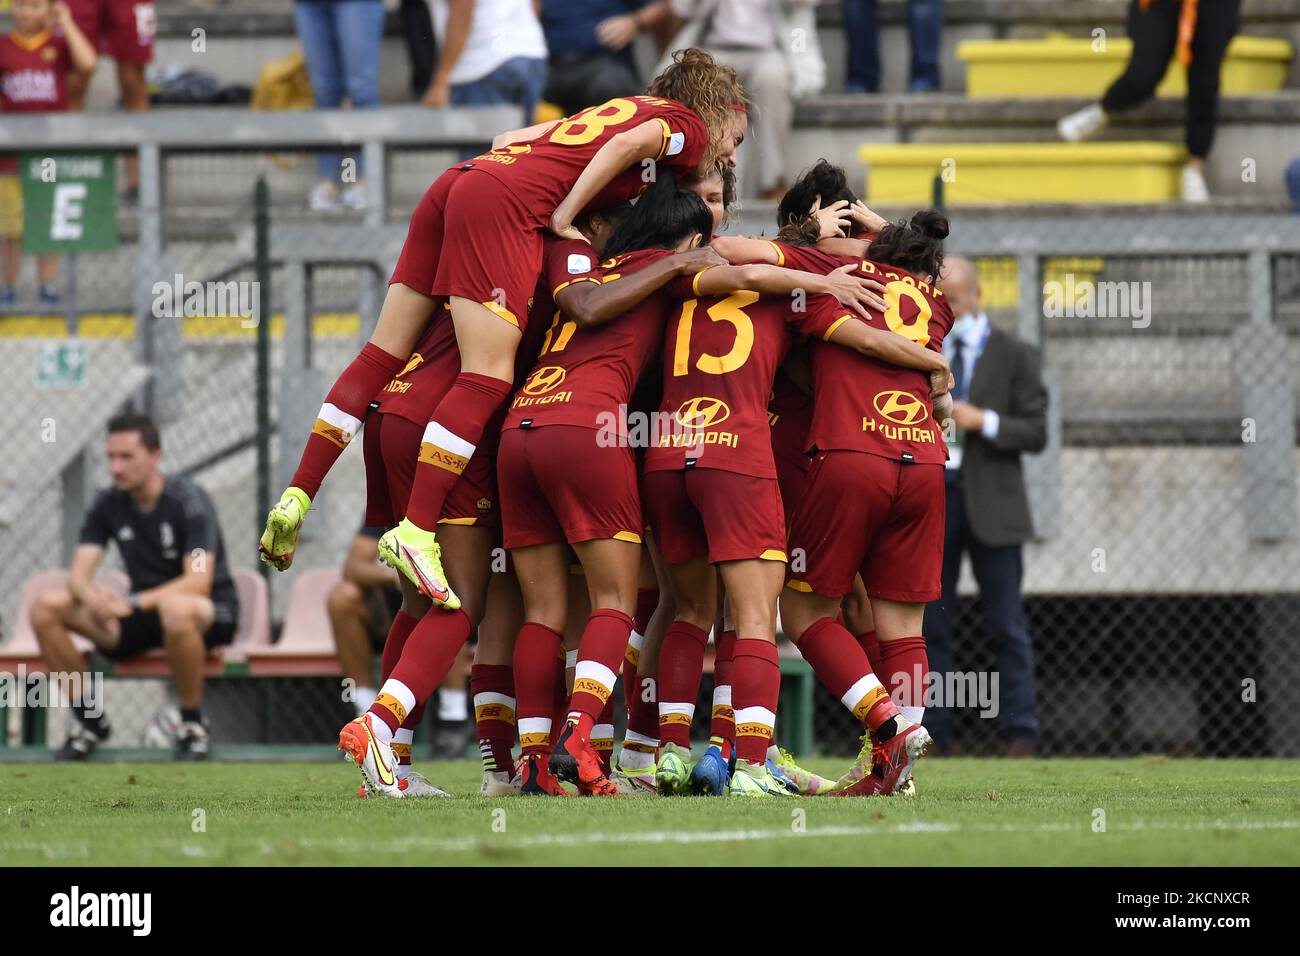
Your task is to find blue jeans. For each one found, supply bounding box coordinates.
[843,0,943,92]
[294,0,386,180]
[923,481,1040,748]
[451,56,548,128]
[1287,157,1300,212]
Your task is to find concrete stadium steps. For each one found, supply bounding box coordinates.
[146,0,1300,99]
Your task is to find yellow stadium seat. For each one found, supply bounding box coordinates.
[958,34,1292,99]
[858,142,1186,205]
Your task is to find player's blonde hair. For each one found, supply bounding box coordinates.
[647,48,750,167]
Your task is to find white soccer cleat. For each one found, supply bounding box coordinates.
[338,714,402,799]
[401,770,452,798]
[1057,103,1107,143]
[481,768,523,796]
[610,763,657,797]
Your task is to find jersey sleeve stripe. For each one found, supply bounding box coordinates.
[765,241,785,267]
[552,276,602,297]
[653,117,673,161]
[822,315,852,340]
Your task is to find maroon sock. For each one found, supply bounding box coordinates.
[799,617,899,732]
[291,342,405,498]
[594,695,616,776]
[710,629,737,759]
[379,610,420,684]
[732,638,780,764]
[657,621,708,749]
[568,608,633,722]
[879,635,928,719]
[471,663,515,773]
[855,629,883,677]
[513,622,563,757]
[403,372,512,528]
[387,609,474,706]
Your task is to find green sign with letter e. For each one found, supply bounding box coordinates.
[18,151,118,254]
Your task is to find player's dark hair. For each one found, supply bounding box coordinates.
[108,411,161,452]
[776,159,859,244]
[603,170,713,259]
[867,210,949,280]
[577,200,633,235]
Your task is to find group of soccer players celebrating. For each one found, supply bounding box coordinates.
[259,48,956,800]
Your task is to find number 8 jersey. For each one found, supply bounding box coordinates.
[469,95,710,218]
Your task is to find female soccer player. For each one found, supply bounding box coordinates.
[261,49,749,611]
[772,211,956,798]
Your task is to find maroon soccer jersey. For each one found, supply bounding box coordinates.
[467,96,709,219]
[643,268,841,479]
[0,29,71,112]
[505,246,677,434]
[772,241,955,464]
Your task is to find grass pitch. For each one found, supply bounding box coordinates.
[2,757,1297,866]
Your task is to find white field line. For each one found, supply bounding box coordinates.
[2,819,1297,861]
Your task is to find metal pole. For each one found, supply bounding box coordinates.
[254,177,272,583]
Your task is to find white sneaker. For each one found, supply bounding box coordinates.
[1057,103,1107,142]
[480,768,522,796]
[338,713,402,798]
[1180,164,1210,203]
[308,181,339,212]
[340,182,367,210]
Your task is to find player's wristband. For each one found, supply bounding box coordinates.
[128,592,142,612]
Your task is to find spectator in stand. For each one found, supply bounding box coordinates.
[424,0,547,128]
[1057,0,1242,202]
[29,413,240,762]
[537,1,672,116]
[924,257,1046,757]
[842,0,944,93]
[670,0,799,199]
[399,0,437,99]
[64,0,155,199]
[330,524,474,757]
[293,0,386,211]
[0,0,96,306]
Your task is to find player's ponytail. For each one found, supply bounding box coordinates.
[776,159,860,244]
[867,209,949,280]
[604,170,714,259]
[647,48,749,166]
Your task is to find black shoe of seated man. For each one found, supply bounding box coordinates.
[430,718,474,760]
[56,718,112,762]
[174,720,210,761]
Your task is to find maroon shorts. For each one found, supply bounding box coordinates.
[68,0,155,64]
[642,468,787,566]
[497,425,642,550]
[393,167,543,331]
[786,451,944,602]
[363,410,498,529]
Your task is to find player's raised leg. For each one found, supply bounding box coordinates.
[261,284,436,571]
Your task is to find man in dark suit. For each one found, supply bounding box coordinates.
[924,256,1048,755]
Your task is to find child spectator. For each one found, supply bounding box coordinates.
[0,0,96,306]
